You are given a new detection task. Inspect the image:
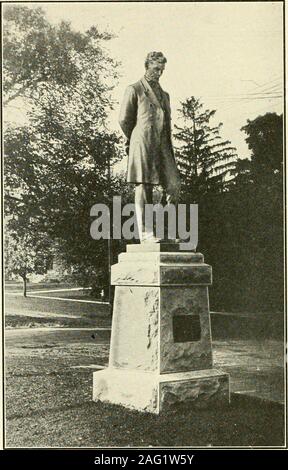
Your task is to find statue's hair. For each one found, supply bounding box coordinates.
[145,51,167,69]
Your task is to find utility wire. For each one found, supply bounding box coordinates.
[202,84,282,101]
[201,76,283,103]
[202,87,283,110]
[221,95,282,113]
[244,74,282,90]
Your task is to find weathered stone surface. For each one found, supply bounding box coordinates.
[109,286,159,371]
[159,253,204,264]
[92,368,230,414]
[160,264,212,285]
[111,262,159,286]
[160,287,213,373]
[93,368,159,413]
[118,252,204,264]
[159,370,230,410]
[92,244,230,413]
[111,260,212,286]
[109,284,213,374]
[127,242,193,253]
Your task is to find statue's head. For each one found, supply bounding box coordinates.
[144,51,167,81]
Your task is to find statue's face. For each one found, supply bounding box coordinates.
[146,60,165,81]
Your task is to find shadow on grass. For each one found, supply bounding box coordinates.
[84,393,285,448]
[5,314,111,329]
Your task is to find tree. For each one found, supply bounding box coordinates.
[3,5,116,106]
[229,158,253,188]
[240,112,283,183]
[174,97,237,201]
[5,217,52,296]
[206,112,284,313]
[4,5,123,292]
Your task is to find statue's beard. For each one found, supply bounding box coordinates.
[145,69,160,82]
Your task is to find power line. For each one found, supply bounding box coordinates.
[236,95,282,101]
[221,95,283,113]
[203,93,282,104]
[202,84,282,101]
[253,83,282,94]
[245,74,282,91]
[200,75,283,103]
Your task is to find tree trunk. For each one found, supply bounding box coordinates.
[22,276,27,297]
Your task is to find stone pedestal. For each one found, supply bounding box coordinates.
[92,243,230,413]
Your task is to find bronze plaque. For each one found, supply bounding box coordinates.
[173,315,201,342]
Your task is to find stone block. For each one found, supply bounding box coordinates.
[126,242,190,253]
[109,286,159,371]
[160,287,213,373]
[92,243,230,413]
[93,368,230,414]
[111,251,212,286]
[108,284,213,373]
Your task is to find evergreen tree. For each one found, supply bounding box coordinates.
[174,97,237,201]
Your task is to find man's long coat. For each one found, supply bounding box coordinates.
[119,76,174,184]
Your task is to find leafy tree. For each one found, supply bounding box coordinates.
[229,158,253,188]
[174,97,237,201]
[241,113,283,184]
[3,5,116,106]
[4,5,123,292]
[203,112,284,314]
[5,217,52,296]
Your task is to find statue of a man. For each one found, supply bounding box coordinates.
[119,51,181,242]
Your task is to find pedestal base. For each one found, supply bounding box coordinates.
[93,368,230,414]
[92,245,230,414]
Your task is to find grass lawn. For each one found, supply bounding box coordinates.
[5,313,110,329]
[5,338,285,448]
[5,293,111,329]
[5,282,77,292]
[4,292,285,448]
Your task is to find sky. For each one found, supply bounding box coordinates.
[6,1,284,162]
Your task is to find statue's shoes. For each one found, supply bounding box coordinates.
[141,233,163,243]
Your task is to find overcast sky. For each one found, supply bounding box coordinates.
[7,1,284,161]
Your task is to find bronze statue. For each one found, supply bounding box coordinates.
[119,51,181,242]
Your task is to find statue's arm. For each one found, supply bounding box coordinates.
[119,85,138,143]
[165,91,172,117]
